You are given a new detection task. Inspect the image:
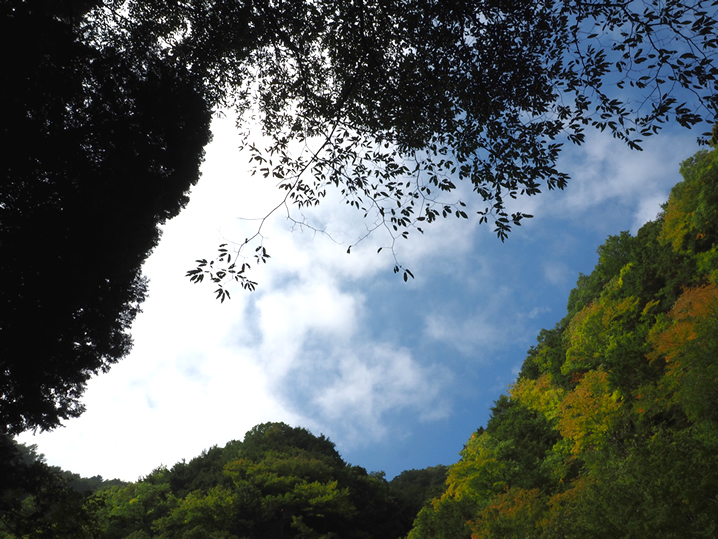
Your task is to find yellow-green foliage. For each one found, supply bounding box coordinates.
[511,375,564,422]
[661,149,718,281]
[563,292,640,376]
[444,433,513,501]
[556,370,621,455]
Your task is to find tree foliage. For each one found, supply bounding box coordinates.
[387,465,449,532]
[0,435,112,538]
[409,143,718,537]
[93,422,416,538]
[1,0,212,434]
[161,0,718,295]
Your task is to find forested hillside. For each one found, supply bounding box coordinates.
[95,422,415,538]
[0,435,127,536]
[409,144,718,537]
[1,424,445,538]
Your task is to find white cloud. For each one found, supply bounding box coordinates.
[306,344,452,443]
[18,111,458,479]
[526,306,551,320]
[423,286,520,358]
[542,260,573,286]
[544,130,697,233]
[631,193,666,232]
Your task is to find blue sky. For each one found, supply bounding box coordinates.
[19,116,703,482]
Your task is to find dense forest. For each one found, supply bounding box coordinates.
[1,424,447,538]
[409,142,718,537]
[4,143,718,537]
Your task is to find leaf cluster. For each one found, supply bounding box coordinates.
[157,0,718,295]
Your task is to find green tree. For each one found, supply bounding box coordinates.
[166,441,244,499]
[95,423,412,538]
[388,465,449,532]
[485,396,559,492]
[98,474,175,539]
[471,487,547,539]
[661,149,718,281]
[0,435,103,538]
[648,284,718,424]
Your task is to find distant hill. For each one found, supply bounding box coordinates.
[2,423,444,538]
[89,422,440,538]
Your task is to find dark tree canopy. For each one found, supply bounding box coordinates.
[0,435,103,537]
[150,0,718,295]
[0,0,212,434]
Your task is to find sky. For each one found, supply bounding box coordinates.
[18,116,704,482]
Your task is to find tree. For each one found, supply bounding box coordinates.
[96,422,411,538]
[648,284,718,424]
[0,0,212,434]
[158,0,718,295]
[388,465,449,532]
[0,435,103,538]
